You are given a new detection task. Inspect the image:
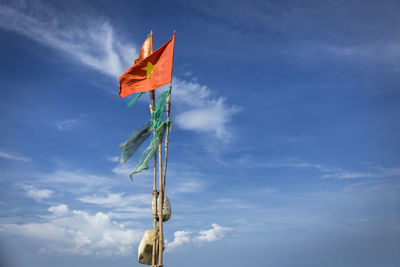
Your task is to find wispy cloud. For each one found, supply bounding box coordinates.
[196,223,232,242]
[0,0,136,77]
[19,184,53,202]
[320,165,400,180]
[316,42,400,65]
[238,157,400,180]
[173,78,240,140]
[342,181,397,194]
[56,118,80,131]
[237,156,331,171]
[0,150,31,162]
[78,193,151,220]
[110,159,207,193]
[175,98,235,139]
[215,198,253,210]
[166,223,232,250]
[170,180,204,194]
[107,156,119,163]
[48,204,68,216]
[39,170,114,194]
[1,204,142,256]
[165,230,192,250]
[78,192,150,208]
[111,163,134,176]
[110,163,154,188]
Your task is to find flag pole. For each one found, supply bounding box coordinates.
[146,29,159,267]
[159,31,175,266]
[151,93,158,267]
[157,30,175,267]
[163,31,175,190]
[162,87,171,191]
[158,134,164,266]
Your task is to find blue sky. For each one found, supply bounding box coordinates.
[0,0,399,266]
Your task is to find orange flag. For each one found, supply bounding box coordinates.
[134,33,153,64]
[119,34,175,97]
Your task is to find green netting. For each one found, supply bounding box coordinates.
[127,92,145,108]
[129,118,171,180]
[118,122,151,164]
[150,88,171,131]
[119,88,172,180]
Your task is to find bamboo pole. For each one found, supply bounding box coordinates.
[150,91,158,267]
[151,195,157,266]
[148,31,156,266]
[163,92,171,190]
[155,234,159,265]
[158,136,164,266]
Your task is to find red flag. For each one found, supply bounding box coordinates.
[119,34,175,97]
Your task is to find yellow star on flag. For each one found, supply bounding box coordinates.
[142,61,155,78]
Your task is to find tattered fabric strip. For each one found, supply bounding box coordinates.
[127,92,145,108]
[118,88,172,179]
[118,122,151,164]
[129,118,171,180]
[150,88,171,131]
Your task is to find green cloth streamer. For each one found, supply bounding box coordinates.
[118,122,151,164]
[127,92,145,108]
[129,118,171,180]
[149,88,171,130]
[118,88,172,180]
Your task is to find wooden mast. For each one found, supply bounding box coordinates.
[144,30,159,267]
[150,91,158,267]
[152,31,174,267]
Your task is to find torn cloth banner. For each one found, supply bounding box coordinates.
[118,88,171,179]
[119,34,175,97]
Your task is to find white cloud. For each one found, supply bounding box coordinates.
[1,204,142,256]
[320,165,400,180]
[0,1,136,77]
[259,159,329,171]
[41,170,112,189]
[321,42,400,64]
[173,78,240,140]
[0,150,31,162]
[175,99,233,139]
[171,180,204,194]
[107,156,119,163]
[78,192,150,208]
[48,204,69,216]
[173,78,213,107]
[196,223,232,242]
[31,169,115,195]
[20,184,53,201]
[321,171,376,179]
[342,181,395,193]
[111,163,154,188]
[78,192,152,220]
[111,163,134,176]
[242,158,400,180]
[215,198,253,210]
[166,230,192,250]
[166,223,232,251]
[56,119,80,131]
[372,166,400,177]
